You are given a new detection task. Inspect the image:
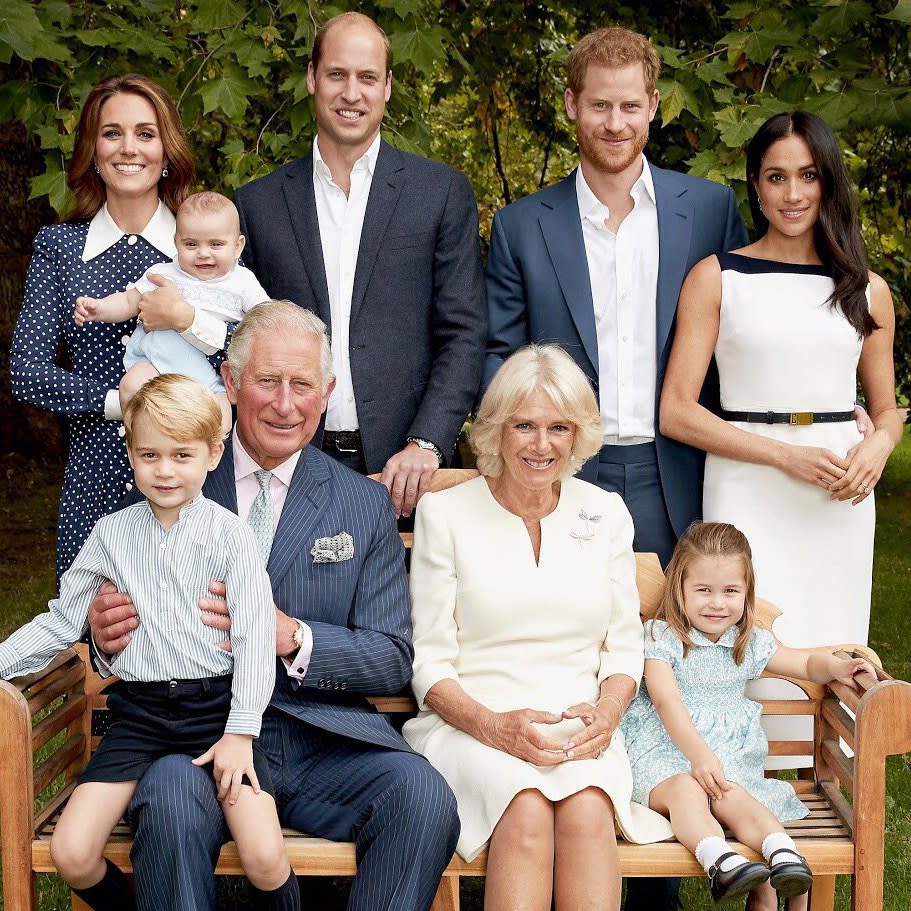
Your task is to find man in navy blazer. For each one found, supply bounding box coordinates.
[485,27,747,571]
[90,302,459,911]
[235,11,485,520]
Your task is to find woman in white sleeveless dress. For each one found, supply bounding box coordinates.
[659,113,901,821]
[660,111,900,651]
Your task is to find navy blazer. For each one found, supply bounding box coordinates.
[203,440,414,752]
[235,140,487,471]
[484,165,748,537]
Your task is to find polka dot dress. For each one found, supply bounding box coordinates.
[10,221,170,580]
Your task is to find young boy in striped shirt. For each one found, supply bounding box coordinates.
[0,374,298,911]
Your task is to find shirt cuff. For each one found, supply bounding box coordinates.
[180,308,227,355]
[103,390,123,422]
[90,634,116,679]
[280,620,314,679]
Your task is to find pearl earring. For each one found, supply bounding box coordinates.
[93,162,100,174]
[161,167,169,178]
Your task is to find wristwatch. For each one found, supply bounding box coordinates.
[406,436,443,466]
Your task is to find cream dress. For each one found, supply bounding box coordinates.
[403,475,673,861]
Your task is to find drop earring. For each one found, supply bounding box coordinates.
[161,167,169,178]
[93,162,100,174]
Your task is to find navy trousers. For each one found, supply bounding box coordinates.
[126,711,459,911]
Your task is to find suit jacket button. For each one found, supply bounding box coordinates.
[318,678,325,688]
[340,682,347,690]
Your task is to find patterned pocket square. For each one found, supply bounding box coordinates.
[311,532,355,563]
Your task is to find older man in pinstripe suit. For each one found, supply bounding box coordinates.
[90,301,459,911]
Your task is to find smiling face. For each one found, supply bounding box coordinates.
[175,207,244,281]
[306,19,391,159]
[564,62,658,180]
[753,134,822,239]
[681,555,748,642]
[94,92,165,210]
[127,414,223,528]
[497,390,576,496]
[223,331,335,470]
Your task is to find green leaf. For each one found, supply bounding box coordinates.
[191,0,248,32]
[199,66,261,119]
[389,26,448,75]
[280,72,312,105]
[722,2,759,19]
[390,0,424,19]
[30,162,69,215]
[881,0,911,22]
[743,26,802,63]
[0,0,71,63]
[657,45,685,67]
[811,1,873,39]
[659,80,700,124]
[693,58,733,86]
[714,105,762,147]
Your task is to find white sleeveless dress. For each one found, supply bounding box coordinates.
[703,252,874,648]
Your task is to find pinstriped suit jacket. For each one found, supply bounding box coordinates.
[203,438,415,753]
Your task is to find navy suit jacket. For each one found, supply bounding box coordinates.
[235,140,487,471]
[203,439,414,752]
[484,165,748,537]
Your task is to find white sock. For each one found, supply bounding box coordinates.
[762,832,802,866]
[694,835,750,874]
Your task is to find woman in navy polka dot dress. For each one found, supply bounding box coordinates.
[10,75,196,580]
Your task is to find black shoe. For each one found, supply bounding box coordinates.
[768,848,813,897]
[708,854,770,902]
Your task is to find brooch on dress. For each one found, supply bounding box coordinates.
[570,508,602,545]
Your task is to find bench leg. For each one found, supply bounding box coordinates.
[430,874,459,911]
[71,894,92,911]
[809,875,836,911]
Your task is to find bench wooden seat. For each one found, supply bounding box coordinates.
[3,471,910,910]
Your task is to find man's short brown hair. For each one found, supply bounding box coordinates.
[311,12,392,74]
[566,27,661,96]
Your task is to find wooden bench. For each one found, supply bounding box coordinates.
[2,472,910,910]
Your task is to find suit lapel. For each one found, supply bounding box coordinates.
[350,140,405,325]
[282,153,331,327]
[538,173,599,376]
[652,166,693,362]
[266,446,331,588]
[203,437,238,514]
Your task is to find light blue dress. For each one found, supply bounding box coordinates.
[622,619,808,821]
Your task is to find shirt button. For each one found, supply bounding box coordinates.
[117,426,126,437]
[127,235,138,245]
[159,580,167,589]
[622,335,629,342]
[121,335,130,346]
[125,482,133,491]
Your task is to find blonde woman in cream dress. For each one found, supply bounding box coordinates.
[404,345,671,911]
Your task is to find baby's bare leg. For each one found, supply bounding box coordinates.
[119,361,161,413]
[649,773,724,852]
[216,392,233,438]
[51,780,137,888]
[222,786,293,891]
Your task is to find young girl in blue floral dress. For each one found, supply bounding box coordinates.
[622,522,873,908]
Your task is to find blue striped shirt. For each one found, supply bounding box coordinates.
[0,495,275,736]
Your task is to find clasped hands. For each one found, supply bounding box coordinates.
[480,698,623,766]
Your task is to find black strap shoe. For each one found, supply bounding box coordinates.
[708,853,771,902]
[768,848,813,897]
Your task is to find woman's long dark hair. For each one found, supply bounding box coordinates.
[746,111,875,336]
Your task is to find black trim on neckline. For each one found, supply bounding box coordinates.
[718,252,830,276]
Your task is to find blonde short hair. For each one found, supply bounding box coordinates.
[177,191,240,233]
[566,27,661,96]
[226,300,334,393]
[470,344,602,479]
[123,374,223,449]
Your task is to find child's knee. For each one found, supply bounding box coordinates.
[239,839,290,890]
[50,829,100,883]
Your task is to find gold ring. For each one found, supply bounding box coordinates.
[860,484,868,493]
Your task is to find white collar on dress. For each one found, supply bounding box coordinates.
[689,625,741,648]
[81,200,176,262]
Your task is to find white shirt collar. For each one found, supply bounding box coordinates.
[231,427,301,488]
[575,155,657,222]
[81,200,177,262]
[313,133,381,185]
[689,625,741,648]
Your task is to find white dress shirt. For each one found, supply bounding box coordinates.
[576,158,659,444]
[81,202,233,419]
[312,133,381,431]
[232,431,313,678]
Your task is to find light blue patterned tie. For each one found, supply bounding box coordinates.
[247,469,274,565]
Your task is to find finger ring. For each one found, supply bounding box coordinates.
[860,484,868,493]
[597,747,606,759]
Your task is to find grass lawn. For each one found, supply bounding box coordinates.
[0,435,908,910]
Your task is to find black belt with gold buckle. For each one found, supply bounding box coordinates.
[323,429,363,453]
[720,410,855,426]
